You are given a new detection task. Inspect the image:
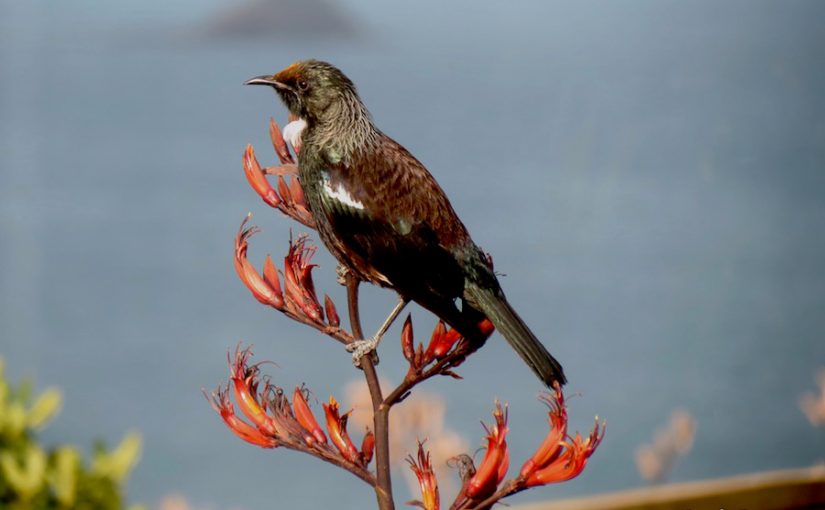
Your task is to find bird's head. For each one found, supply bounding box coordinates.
[245,60,359,123]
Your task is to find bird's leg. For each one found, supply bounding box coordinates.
[347,296,409,366]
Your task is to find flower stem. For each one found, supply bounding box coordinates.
[460,480,524,510]
[346,275,395,510]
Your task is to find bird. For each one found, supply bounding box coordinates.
[245,60,566,387]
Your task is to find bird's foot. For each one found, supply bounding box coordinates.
[336,264,350,286]
[346,337,380,367]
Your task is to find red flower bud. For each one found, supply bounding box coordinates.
[324,294,340,327]
[407,442,440,510]
[401,314,415,364]
[520,384,567,479]
[423,320,447,362]
[277,175,291,203]
[207,386,277,449]
[424,319,494,363]
[243,145,281,208]
[323,397,360,463]
[292,386,328,446]
[289,176,306,206]
[269,117,295,165]
[360,430,375,465]
[465,402,509,500]
[521,385,605,487]
[228,347,279,436]
[234,217,284,309]
[283,237,323,322]
[262,255,283,299]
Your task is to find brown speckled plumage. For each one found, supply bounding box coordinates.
[247,60,566,386]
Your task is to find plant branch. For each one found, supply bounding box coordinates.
[346,274,395,510]
[384,340,481,408]
[281,307,353,345]
[460,479,524,510]
[286,440,378,487]
[224,118,607,510]
[206,350,379,490]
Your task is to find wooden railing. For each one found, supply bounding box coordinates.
[514,465,825,510]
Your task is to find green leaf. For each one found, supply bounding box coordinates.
[92,432,142,483]
[0,445,47,500]
[26,388,62,430]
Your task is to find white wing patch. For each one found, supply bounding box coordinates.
[322,173,365,210]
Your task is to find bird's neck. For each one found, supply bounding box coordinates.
[307,94,378,159]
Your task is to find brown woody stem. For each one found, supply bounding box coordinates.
[461,479,525,510]
[346,275,395,510]
[384,342,479,408]
[286,441,377,487]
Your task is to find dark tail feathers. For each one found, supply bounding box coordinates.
[465,283,566,387]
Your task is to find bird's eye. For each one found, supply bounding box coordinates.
[297,80,309,91]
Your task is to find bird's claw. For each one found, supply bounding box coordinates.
[336,264,350,286]
[346,337,380,367]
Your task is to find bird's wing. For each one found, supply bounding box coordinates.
[316,133,479,303]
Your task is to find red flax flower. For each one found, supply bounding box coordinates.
[208,346,377,463]
[424,319,495,362]
[407,442,440,510]
[519,384,605,487]
[403,316,496,373]
[461,402,510,503]
[360,430,375,465]
[228,346,280,437]
[234,215,284,310]
[282,234,324,323]
[243,144,282,208]
[234,216,344,332]
[206,384,278,449]
[292,386,328,446]
[242,119,314,227]
[206,346,282,448]
[323,396,362,464]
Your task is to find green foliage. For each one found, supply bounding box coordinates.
[0,358,143,509]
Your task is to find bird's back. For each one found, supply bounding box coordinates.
[298,130,494,308]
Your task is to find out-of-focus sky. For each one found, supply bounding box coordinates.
[1,0,824,508]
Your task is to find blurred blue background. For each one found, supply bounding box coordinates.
[2,0,824,508]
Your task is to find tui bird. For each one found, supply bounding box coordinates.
[245,60,566,387]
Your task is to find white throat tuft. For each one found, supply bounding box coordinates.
[282,119,307,151]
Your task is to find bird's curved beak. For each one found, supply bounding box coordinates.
[244,75,290,90]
